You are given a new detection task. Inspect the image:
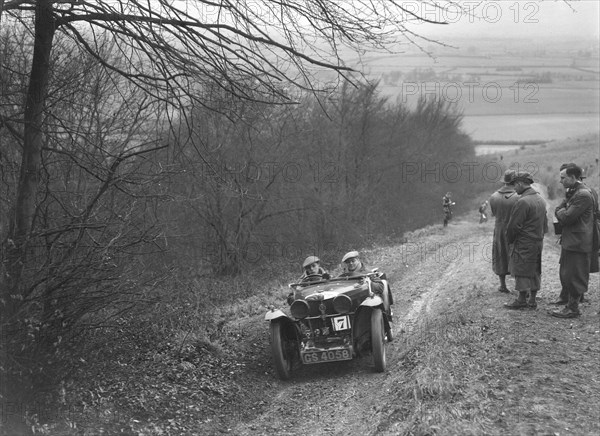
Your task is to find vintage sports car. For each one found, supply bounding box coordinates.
[265,270,394,380]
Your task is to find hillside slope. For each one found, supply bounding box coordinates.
[30,212,599,436]
[216,217,599,436]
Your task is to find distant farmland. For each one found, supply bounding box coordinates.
[353,50,599,142]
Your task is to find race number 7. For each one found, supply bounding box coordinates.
[332,315,350,331]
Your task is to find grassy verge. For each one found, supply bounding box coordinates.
[377,247,600,436]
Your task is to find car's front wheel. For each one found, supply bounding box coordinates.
[386,321,394,343]
[270,322,292,380]
[371,308,386,372]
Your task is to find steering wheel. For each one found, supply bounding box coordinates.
[304,273,323,280]
[296,273,329,286]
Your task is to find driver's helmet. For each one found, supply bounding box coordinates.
[302,256,320,270]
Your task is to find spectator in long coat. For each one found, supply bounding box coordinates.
[550,164,596,318]
[551,163,600,305]
[489,170,518,293]
[504,171,548,310]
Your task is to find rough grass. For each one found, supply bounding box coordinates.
[378,243,600,436]
[508,134,599,192]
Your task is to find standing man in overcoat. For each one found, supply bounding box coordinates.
[550,164,596,318]
[489,170,518,293]
[504,171,548,309]
[551,162,599,305]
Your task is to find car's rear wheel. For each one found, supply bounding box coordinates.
[270,322,292,380]
[371,308,386,372]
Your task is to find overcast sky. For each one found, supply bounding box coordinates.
[404,0,599,41]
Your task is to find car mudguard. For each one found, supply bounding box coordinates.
[356,293,393,346]
[264,309,290,322]
[353,304,377,352]
[359,294,384,307]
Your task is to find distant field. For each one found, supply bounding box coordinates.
[386,82,599,116]
[463,113,599,142]
[392,80,599,141]
[353,51,600,142]
[354,53,600,73]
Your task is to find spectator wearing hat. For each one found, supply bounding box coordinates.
[504,171,548,310]
[488,170,518,293]
[550,164,596,318]
[299,256,330,282]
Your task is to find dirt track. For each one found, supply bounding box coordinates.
[214,211,600,435]
[216,215,599,435]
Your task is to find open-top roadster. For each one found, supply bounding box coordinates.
[265,270,394,380]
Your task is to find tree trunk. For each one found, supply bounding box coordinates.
[3,0,54,308]
[0,1,55,430]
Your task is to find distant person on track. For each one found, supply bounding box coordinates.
[478,200,489,224]
[442,192,455,227]
[489,170,518,293]
[550,164,597,319]
[503,171,548,310]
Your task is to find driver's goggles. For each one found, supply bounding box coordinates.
[304,263,319,272]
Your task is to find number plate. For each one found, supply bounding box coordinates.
[301,347,353,364]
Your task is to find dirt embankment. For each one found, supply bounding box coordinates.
[216,217,599,436]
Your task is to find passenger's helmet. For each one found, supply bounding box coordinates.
[341,251,359,263]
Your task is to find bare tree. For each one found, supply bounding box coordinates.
[0,32,174,414]
[0,0,456,314]
[0,0,451,278]
[1,0,464,415]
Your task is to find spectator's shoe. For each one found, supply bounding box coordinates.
[549,307,581,318]
[550,299,568,305]
[497,287,510,294]
[527,291,537,309]
[504,299,528,310]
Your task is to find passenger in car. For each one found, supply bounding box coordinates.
[338,251,366,277]
[337,250,383,288]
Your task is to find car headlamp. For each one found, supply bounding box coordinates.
[332,295,352,314]
[290,299,310,319]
